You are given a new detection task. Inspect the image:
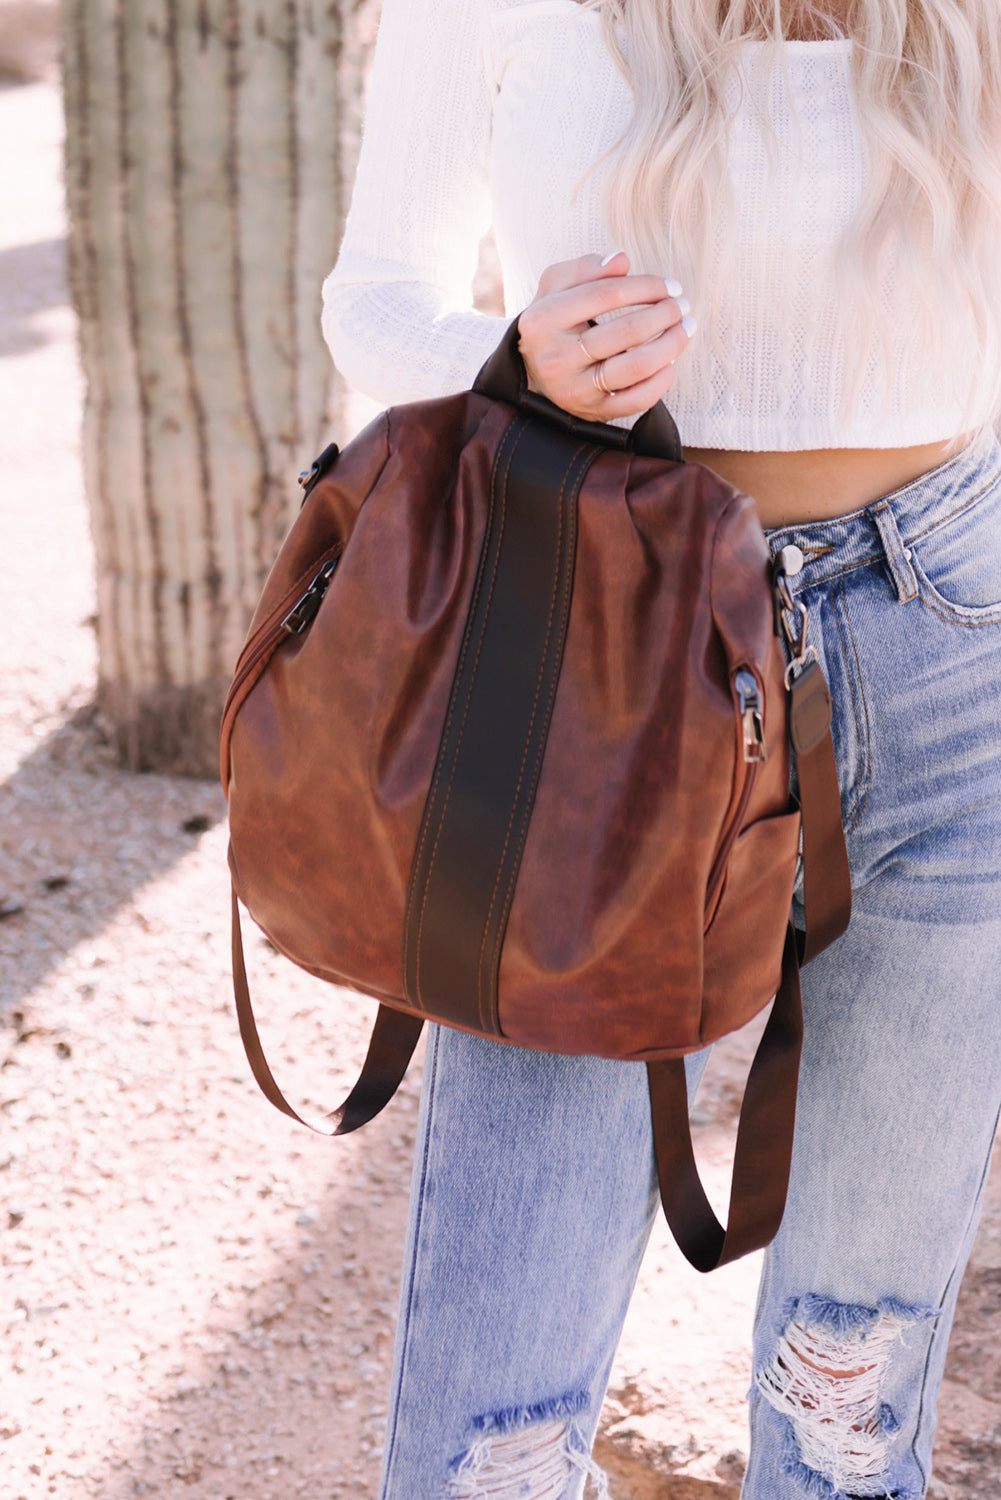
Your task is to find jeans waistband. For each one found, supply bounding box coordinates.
[764,430,1001,597]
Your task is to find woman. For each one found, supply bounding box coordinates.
[322,1,1001,1495]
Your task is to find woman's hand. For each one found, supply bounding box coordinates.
[516,251,696,421]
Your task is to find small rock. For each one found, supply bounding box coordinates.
[716,1448,748,1484]
[41,873,71,891]
[180,814,212,835]
[0,897,24,919]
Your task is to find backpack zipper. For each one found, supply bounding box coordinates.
[735,668,766,764]
[704,667,766,922]
[220,548,343,779]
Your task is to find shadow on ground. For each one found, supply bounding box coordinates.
[0,708,225,1014]
[0,235,69,357]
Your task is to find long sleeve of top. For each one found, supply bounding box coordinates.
[321,0,509,405]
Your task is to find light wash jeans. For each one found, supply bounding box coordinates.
[376,433,1001,1500]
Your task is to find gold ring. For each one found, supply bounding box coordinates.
[592,360,615,396]
[577,329,593,361]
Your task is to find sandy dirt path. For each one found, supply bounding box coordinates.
[1,66,1000,1500]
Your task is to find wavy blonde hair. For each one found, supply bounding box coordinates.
[586,0,1001,428]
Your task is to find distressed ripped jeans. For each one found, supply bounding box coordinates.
[376,434,1001,1500]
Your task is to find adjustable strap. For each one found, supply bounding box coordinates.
[773,553,852,963]
[648,600,850,1271]
[231,888,423,1135]
[647,923,803,1271]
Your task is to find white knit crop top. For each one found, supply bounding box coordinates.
[322,0,999,450]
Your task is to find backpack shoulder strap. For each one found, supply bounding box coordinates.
[231,887,423,1135]
[649,652,851,1271]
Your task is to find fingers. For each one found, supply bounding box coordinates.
[593,362,682,421]
[590,313,695,397]
[553,274,682,331]
[578,294,692,364]
[518,251,695,420]
[535,250,631,297]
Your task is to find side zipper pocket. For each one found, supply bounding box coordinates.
[220,545,343,787]
[704,667,765,930]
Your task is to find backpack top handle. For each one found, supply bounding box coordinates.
[473,316,684,464]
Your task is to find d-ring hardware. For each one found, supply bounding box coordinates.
[772,550,817,687]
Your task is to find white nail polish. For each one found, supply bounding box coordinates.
[681,314,698,338]
[600,249,626,267]
[676,296,690,318]
[664,277,684,297]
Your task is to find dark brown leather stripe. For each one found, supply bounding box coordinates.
[404,416,597,1032]
[401,413,527,1014]
[475,429,586,1026]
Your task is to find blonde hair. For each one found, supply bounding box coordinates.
[585,0,1001,429]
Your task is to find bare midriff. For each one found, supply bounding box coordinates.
[685,437,971,530]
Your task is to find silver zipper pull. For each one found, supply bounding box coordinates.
[735,669,766,763]
[280,557,339,635]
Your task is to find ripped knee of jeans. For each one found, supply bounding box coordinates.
[444,1392,610,1500]
[755,1293,939,1500]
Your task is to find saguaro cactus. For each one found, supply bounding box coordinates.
[61,0,377,774]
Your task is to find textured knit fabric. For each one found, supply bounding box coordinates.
[322,0,998,450]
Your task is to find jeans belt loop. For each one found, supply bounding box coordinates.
[871,503,919,603]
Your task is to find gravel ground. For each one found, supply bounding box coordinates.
[2,64,1000,1500]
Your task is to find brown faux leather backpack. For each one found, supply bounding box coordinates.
[220,321,851,1272]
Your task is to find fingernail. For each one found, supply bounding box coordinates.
[676,295,690,318]
[681,314,698,338]
[600,249,626,267]
[664,277,684,297]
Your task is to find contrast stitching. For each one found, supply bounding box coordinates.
[403,416,518,1007]
[786,553,889,589]
[918,596,1001,629]
[474,442,585,1028]
[768,452,998,561]
[483,447,587,1029]
[474,438,571,1025]
[412,421,522,1012]
[879,438,979,500]
[402,427,504,1002]
[896,468,1000,546]
[473,498,561,1028]
[912,477,996,543]
[910,555,1001,627]
[772,460,1001,580]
